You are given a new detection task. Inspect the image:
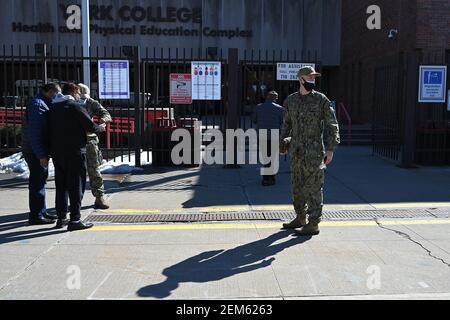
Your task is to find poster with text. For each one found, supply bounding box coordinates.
[170,74,192,104]
[277,63,316,81]
[98,60,130,100]
[418,65,447,103]
[191,61,221,100]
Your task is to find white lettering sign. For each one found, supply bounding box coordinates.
[277,63,316,81]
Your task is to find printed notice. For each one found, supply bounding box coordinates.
[191,61,221,100]
[98,60,130,100]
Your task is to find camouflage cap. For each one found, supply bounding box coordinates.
[297,66,321,78]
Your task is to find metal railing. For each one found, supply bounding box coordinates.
[336,102,352,146]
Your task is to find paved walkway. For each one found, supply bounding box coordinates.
[1,147,450,299]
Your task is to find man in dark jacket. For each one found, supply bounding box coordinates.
[252,91,284,186]
[22,83,61,225]
[48,83,106,231]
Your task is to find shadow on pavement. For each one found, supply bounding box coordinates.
[0,205,94,243]
[0,212,67,245]
[0,177,29,188]
[104,171,200,194]
[137,230,311,298]
[0,223,66,245]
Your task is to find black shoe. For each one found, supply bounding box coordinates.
[43,212,58,220]
[29,217,55,225]
[67,221,94,232]
[55,219,70,229]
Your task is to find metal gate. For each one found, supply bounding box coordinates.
[372,50,450,166]
[1,44,319,166]
[372,53,405,162]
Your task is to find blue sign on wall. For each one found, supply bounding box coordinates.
[419,66,447,103]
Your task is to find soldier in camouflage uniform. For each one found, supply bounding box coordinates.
[280,66,340,236]
[78,83,112,209]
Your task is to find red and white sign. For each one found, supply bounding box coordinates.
[170,74,192,104]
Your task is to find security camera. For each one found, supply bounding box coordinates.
[388,29,399,39]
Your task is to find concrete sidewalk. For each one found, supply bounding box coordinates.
[0,220,449,299]
[102,146,450,213]
[2,146,449,216]
[1,146,450,300]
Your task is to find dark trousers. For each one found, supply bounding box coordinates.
[260,138,276,182]
[23,153,48,220]
[52,153,87,222]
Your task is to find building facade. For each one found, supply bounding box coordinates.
[1,0,342,65]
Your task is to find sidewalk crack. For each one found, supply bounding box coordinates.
[0,233,69,293]
[374,219,450,269]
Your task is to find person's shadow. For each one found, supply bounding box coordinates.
[137,230,311,298]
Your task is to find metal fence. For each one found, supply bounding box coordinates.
[0,44,319,166]
[372,49,450,166]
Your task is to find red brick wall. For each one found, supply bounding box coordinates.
[416,0,450,50]
[340,0,418,123]
[340,0,450,123]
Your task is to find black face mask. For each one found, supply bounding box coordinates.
[302,80,316,92]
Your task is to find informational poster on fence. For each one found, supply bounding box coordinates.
[170,74,192,104]
[98,60,130,100]
[191,61,221,100]
[418,65,447,103]
[277,63,316,81]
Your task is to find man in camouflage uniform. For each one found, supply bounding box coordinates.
[280,66,340,236]
[78,83,112,209]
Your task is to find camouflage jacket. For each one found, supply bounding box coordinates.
[83,97,112,139]
[280,90,340,158]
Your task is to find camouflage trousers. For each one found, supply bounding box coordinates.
[290,154,325,224]
[86,136,104,198]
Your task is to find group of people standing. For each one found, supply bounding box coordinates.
[21,65,338,237]
[22,82,111,231]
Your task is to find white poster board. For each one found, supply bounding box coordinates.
[418,65,447,103]
[277,63,316,81]
[98,60,130,100]
[191,61,221,100]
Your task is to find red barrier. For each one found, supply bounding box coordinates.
[93,117,135,149]
[0,110,25,128]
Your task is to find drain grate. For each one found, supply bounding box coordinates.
[85,208,445,224]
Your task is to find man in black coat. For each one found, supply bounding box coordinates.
[48,83,106,231]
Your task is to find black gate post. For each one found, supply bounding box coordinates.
[227,48,239,130]
[36,43,48,84]
[225,48,240,168]
[133,46,142,167]
[400,51,419,168]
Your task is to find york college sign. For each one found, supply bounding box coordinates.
[63,5,203,23]
[11,4,253,39]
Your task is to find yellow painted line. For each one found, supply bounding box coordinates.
[381,219,450,226]
[101,207,252,214]
[102,209,161,214]
[85,219,450,232]
[372,203,450,209]
[198,207,251,213]
[99,203,450,215]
